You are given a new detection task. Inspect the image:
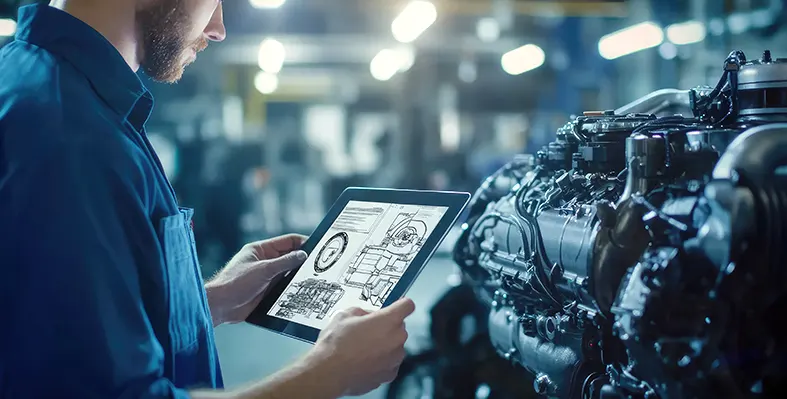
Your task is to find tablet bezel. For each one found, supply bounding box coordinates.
[245,187,471,344]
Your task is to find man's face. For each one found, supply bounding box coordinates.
[136,0,226,83]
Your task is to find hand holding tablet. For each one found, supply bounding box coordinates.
[308,297,416,396]
[247,187,470,343]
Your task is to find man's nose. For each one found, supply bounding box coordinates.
[205,3,227,42]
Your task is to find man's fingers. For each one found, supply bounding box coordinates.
[259,250,307,276]
[246,234,309,258]
[382,365,402,383]
[329,307,369,323]
[267,234,309,252]
[371,298,416,322]
[342,307,370,317]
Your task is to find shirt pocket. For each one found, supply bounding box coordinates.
[158,207,206,353]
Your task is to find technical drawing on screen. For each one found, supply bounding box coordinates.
[268,200,448,330]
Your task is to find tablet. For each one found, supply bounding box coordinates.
[246,187,470,344]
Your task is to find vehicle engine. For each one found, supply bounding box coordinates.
[452,50,787,399]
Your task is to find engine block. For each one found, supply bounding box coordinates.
[453,50,787,399]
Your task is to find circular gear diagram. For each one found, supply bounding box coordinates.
[314,232,349,273]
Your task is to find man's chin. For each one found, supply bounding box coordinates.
[152,70,185,84]
[145,63,187,84]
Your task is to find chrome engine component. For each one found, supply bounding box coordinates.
[453,50,787,399]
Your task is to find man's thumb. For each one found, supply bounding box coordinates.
[263,250,307,275]
[374,297,416,320]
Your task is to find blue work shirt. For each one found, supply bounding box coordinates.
[0,4,223,397]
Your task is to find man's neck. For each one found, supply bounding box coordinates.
[49,0,141,71]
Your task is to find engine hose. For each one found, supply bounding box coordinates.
[470,212,560,305]
[454,159,535,267]
[719,72,740,126]
[513,186,564,304]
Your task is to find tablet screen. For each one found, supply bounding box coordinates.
[267,200,449,330]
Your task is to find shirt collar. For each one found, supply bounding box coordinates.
[14,4,154,132]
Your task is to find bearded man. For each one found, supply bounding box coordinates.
[0,1,414,398]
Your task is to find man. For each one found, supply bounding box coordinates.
[0,0,415,398]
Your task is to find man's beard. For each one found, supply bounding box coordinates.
[137,0,208,83]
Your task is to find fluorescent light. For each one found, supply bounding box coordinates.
[370,48,414,81]
[0,19,16,37]
[249,0,285,9]
[391,1,437,43]
[501,44,545,75]
[254,71,279,94]
[370,49,400,81]
[258,38,285,74]
[598,21,664,60]
[395,46,415,72]
[666,21,706,45]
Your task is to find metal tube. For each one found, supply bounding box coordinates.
[614,89,693,117]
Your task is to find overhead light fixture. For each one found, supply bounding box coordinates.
[370,49,401,81]
[258,38,285,74]
[0,19,16,37]
[598,21,664,60]
[501,44,545,75]
[249,0,285,9]
[391,1,437,43]
[666,21,706,45]
[395,46,415,72]
[254,71,279,94]
[370,48,415,81]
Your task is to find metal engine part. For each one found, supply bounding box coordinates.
[452,50,787,399]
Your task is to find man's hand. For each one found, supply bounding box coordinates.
[205,234,308,326]
[192,298,416,399]
[306,298,416,397]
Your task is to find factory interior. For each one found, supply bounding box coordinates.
[2,0,787,398]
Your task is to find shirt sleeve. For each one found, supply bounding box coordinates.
[0,138,191,399]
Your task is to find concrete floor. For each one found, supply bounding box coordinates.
[213,254,460,398]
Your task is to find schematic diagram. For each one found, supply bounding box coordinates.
[274,278,345,320]
[269,201,449,330]
[340,212,429,306]
[314,232,349,273]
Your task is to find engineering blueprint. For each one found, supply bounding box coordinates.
[268,200,448,330]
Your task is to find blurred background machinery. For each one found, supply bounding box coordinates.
[2,0,786,398]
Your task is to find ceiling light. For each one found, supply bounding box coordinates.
[392,1,437,43]
[370,49,401,81]
[249,0,286,9]
[666,21,706,45]
[0,19,16,37]
[254,71,279,94]
[501,44,545,75]
[598,21,664,60]
[258,38,285,74]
